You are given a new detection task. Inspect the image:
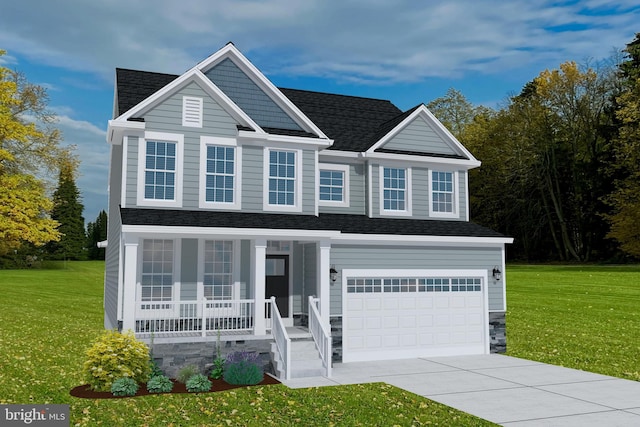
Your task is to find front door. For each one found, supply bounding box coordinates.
[266,255,289,317]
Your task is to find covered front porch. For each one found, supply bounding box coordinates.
[118,226,338,343]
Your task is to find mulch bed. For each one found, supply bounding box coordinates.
[70,375,281,399]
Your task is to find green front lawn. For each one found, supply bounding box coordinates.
[506,264,640,381]
[0,262,494,426]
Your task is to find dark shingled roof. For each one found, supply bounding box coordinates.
[115,68,178,117]
[120,208,506,238]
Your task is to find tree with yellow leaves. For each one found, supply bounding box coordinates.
[0,49,69,257]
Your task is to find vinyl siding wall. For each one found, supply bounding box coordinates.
[318,162,366,215]
[104,144,123,329]
[383,118,457,156]
[329,244,504,316]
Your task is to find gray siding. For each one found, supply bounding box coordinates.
[329,245,504,316]
[126,82,239,208]
[180,239,198,300]
[104,145,123,329]
[319,163,366,215]
[240,145,263,211]
[205,58,302,131]
[302,243,317,313]
[383,117,457,156]
[301,150,315,215]
[240,240,251,299]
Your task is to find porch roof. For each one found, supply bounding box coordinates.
[120,208,506,238]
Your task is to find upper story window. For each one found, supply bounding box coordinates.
[430,170,458,217]
[319,163,349,207]
[199,136,241,210]
[137,131,183,207]
[182,96,203,128]
[379,166,412,216]
[141,239,174,301]
[264,148,302,212]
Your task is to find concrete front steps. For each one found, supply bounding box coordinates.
[271,337,326,379]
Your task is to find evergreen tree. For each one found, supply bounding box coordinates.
[86,210,107,260]
[48,160,86,260]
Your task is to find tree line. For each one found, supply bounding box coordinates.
[428,34,640,262]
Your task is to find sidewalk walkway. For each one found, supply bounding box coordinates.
[283,354,640,426]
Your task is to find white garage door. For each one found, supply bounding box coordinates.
[342,270,488,363]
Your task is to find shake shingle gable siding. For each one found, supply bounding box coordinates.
[120,208,505,238]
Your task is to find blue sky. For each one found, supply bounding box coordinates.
[0,0,638,224]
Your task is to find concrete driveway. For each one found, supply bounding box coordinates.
[283,354,640,426]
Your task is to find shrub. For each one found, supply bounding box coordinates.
[210,356,225,380]
[176,364,199,384]
[223,360,264,385]
[146,375,173,393]
[111,377,139,397]
[149,358,164,378]
[83,330,151,392]
[186,374,212,392]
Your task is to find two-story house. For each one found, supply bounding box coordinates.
[104,43,512,379]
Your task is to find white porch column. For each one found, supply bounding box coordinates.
[122,236,139,333]
[317,240,331,329]
[252,238,267,335]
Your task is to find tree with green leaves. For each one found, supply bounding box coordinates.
[47,160,86,260]
[605,33,640,258]
[86,210,107,260]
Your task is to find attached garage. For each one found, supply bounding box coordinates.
[342,269,489,363]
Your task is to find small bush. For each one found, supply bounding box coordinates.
[223,360,264,385]
[176,364,199,384]
[146,375,173,393]
[210,357,225,380]
[83,330,151,392]
[186,374,212,392]
[111,377,139,397]
[149,359,164,378]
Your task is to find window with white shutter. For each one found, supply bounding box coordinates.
[182,96,203,127]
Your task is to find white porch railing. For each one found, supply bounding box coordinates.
[135,299,270,336]
[270,296,291,380]
[309,296,332,377]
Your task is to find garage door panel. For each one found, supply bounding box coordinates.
[344,273,487,363]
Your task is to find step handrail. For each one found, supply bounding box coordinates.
[308,296,332,377]
[270,296,291,380]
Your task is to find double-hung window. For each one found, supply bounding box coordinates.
[137,131,183,207]
[203,240,234,300]
[380,166,412,216]
[264,148,301,212]
[199,137,241,209]
[318,163,349,207]
[141,239,174,301]
[430,170,457,217]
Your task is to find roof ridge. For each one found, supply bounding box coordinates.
[279,87,396,104]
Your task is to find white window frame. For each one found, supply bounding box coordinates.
[379,165,412,216]
[318,163,350,207]
[182,96,203,128]
[429,170,459,218]
[137,131,184,208]
[197,239,241,302]
[136,239,181,319]
[263,147,303,213]
[199,136,241,210]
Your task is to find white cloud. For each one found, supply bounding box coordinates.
[0,0,637,84]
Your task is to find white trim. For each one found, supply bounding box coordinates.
[318,163,350,208]
[263,147,303,213]
[314,151,319,216]
[136,131,184,208]
[121,136,129,208]
[193,43,329,139]
[319,150,363,160]
[107,119,145,145]
[237,130,332,149]
[182,96,203,128]
[379,165,412,217]
[428,169,459,219]
[367,162,373,217]
[363,151,480,169]
[198,136,242,210]
[465,171,470,221]
[332,233,514,246]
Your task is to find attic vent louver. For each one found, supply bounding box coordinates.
[182,96,203,128]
